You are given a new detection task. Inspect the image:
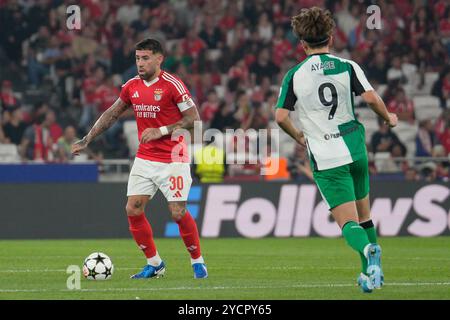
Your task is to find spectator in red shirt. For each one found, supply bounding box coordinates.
[251,76,272,104]
[93,75,120,114]
[437,118,450,155]
[434,109,450,138]
[272,26,293,67]
[272,2,290,25]
[387,87,415,124]
[79,66,106,133]
[439,10,450,38]
[219,3,237,31]
[46,109,63,143]
[393,0,414,21]
[182,29,206,60]
[0,80,19,112]
[228,59,250,86]
[20,110,61,162]
[200,89,220,128]
[80,0,103,20]
[434,0,448,19]
[381,3,406,44]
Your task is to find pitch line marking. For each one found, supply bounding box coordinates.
[0,264,447,273]
[1,282,450,293]
[0,266,353,273]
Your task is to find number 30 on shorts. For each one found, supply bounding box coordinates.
[169,176,184,190]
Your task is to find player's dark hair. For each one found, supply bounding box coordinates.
[135,38,164,55]
[291,7,335,48]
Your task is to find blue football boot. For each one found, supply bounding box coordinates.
[358,273,384,287]
[131,261,166,279]
[192,263,208,279]
[366,244,383,289]
[357,272,374,293]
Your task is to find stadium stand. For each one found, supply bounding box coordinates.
[0,0,449,182]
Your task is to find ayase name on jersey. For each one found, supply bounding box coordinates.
[311,61,335,71]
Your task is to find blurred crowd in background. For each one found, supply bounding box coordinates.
[0,0,449,182]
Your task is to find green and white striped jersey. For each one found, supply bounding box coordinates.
[276,53,374,171]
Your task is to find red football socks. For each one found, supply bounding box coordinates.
[176,211,201,259]
[128,213,157,259]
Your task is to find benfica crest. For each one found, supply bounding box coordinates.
[154,88,163,101]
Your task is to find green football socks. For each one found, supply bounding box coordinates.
[342,221,371,274]
[360,220,377,243]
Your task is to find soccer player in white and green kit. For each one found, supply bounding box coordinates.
[276,7,398,293]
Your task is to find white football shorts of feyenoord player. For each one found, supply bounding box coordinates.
[127,157,192,201]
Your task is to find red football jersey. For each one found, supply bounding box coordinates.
[120,70,195,163]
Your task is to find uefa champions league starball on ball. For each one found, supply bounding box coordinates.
[82,252,114,280]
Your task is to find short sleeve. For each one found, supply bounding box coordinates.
[174,89,195,112]
[163,73,195,112]
[119,82,131,105]
[275,71,296,111]
[349,61,374,96]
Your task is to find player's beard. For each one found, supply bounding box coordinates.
[139,67,157,82]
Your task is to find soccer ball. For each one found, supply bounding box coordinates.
[82,252,114,280]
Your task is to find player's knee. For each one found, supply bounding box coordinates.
[169,203,186,221]
[125,205,141,216]
[126,200,144,216]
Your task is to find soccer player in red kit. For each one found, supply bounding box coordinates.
[71,39,207,279]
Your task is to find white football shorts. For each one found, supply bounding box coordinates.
[127,157,192,201]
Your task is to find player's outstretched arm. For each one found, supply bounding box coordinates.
[275,108,305,147]
[71,98,129,155]
[361,90,398,128]
[140,106,200,143]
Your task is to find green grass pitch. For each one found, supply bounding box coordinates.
[0,237,449,300]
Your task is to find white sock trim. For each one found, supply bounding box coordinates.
[147,252,162,267]
[363,244,371,258]
[191,256,204,265]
